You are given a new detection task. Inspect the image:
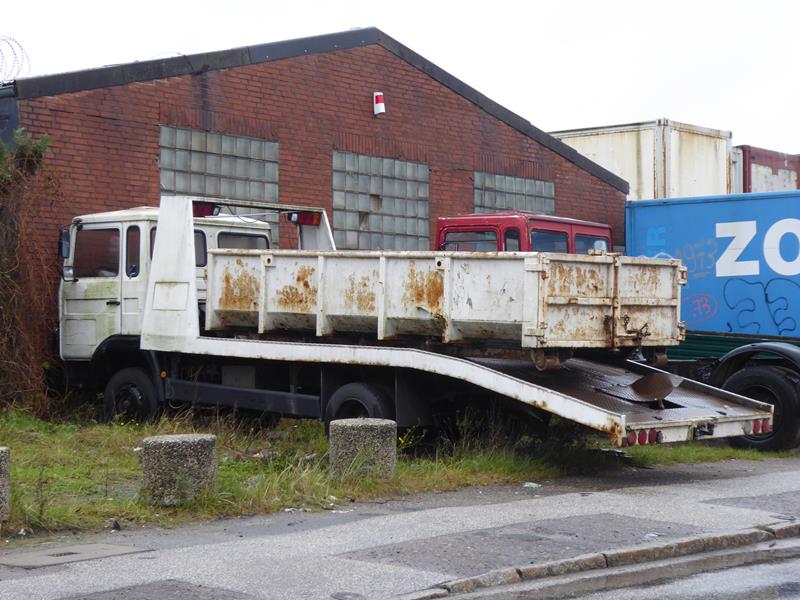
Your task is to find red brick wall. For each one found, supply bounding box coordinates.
[18,45,626,252]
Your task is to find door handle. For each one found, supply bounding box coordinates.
[106,300,121,306]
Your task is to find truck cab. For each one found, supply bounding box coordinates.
[58,204,273,362]
[436,212,612,254]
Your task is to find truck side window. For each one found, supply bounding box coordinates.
[218,232,269,250]
[126,226,140,278]
[441,230,498,251]
[504,228,520,251]
[73,228,120,277]
[531,229,568,253]
[150,228,207,266]
[575,235,609,254]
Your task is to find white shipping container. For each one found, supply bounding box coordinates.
[551,119,733,200]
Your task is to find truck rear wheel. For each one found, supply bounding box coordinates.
[324,382,395,426]
[724,366,800,451]
[103,367,159,423]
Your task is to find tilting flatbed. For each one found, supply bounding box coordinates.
[132,196,772,447]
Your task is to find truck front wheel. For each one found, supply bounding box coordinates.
[724,366,800,451]
[324,382,395,426]
[103,367,159,423]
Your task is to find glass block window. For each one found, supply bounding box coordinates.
[473,172,555,214]
[159,126,280,242]
[332,151,429,250]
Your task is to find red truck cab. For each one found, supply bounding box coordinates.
[436,212,612,254]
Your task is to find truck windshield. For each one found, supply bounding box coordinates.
[441,230,497,251]
[73,228,120,277]
[575,235,609,254]
[531,229,568,253]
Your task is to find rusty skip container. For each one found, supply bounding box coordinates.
[551,119,733,201]
[205,249,686,351]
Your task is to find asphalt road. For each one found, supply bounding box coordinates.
[565,557,800,600]
[0,454,797,599]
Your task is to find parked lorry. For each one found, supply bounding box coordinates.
[58,195,773,448]
[626,190,800,449]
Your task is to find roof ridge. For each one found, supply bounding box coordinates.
[6,27,627,193]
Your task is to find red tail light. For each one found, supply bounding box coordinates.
[287,211,321,226]
[192,201,218,217]
[648,428,658,444]
[627,431,637,446]
[753,419,762,434]
[637,430,648,445]
[761,419,772,433]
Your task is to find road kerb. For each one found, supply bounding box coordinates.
[391,588,449,600]
[764,521,800,539]
[517,553,606,580]
[603,528,771,567]
[442,567,520,594]
[399,525,799,598]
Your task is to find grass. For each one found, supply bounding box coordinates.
[626,441,796,466]
[0,409,557,538]
[0,409,795,540]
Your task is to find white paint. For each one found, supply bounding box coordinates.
[715,221,759,276]
[751,164,799,192]
[763,218,800,276]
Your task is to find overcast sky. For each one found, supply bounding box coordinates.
[3,0,798,152]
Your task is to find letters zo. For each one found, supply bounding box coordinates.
[716,219,800,277]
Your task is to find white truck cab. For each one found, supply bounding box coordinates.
[59,203,274,361]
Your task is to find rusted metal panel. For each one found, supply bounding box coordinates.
[205,248,686,351]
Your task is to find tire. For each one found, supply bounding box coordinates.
[724,366,800,451]
[324,382,395,427]
[103,367,159,423]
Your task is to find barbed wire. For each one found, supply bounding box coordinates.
[0,37,30,84]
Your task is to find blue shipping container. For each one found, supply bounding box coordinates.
[626,191,800,337]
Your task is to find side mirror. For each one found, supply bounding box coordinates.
[59,227,71,259]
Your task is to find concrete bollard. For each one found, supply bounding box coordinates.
[140,434,217,506]
[329,418,397,478]
[0,447,9,521]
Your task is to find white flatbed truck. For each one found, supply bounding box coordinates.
[58,196,773,447]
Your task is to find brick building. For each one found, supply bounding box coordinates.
[0,28,628,251]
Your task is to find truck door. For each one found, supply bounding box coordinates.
[120,224,146,334]
[60,225,122,360]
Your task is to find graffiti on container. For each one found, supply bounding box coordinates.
[682,293,718,326]
[723,277,800,335]
[672,239,718,280]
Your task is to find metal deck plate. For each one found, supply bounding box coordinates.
[0,543,147,569]
[469,357,759,427]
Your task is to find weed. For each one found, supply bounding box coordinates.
[0,408,793,540]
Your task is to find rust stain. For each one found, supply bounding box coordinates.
[549,262,604,296]
[602,421,625,446]
[220,258,259,311]
[343,274,376,313]
[276,265,317,312]
[632,265,661,291]
[403,262,444,313]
